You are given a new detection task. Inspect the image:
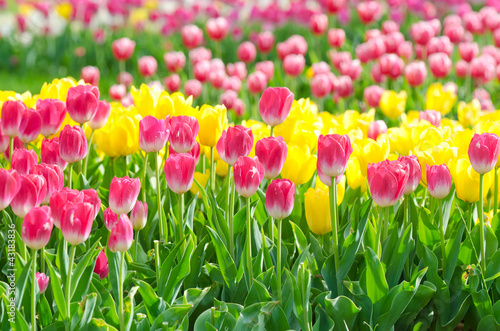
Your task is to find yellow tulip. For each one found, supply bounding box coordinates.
[281,145,317,185]
[425,83,457,115]
[191,171,210,197]
[275,100,321,143]
[457,99,481,128]
[242,119,270,157]
[450,158,493,203]
[379,90,407,119]
[304,186,331,236]
[353,137,391,176]
[216,160,229,177]
[39,77,78,101]
[130,84,162,118]
[56,2,73,20]
[346,157,367,193]
[198,105,228,147]
[156,93,175,119]
[415,142,457,184]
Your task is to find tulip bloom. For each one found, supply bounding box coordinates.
[18,108,42,144]
[169,116,199,153]
[22,206,52,250]
[206,17,229,41]
[11,174,47,218]
[109,176,141,215]
[368,160,409,207]
[1,100,27,137]
[112,37,136,61]
[164,51,186,72]
[59,125,88,164]
[426,164,452,199]
[104,207,118,231]
[451,158,493,203]
[0,169,19,211]
[131,201,148,231]
[265,179,295,220]
[83,188,101,219]
[398,155,422,195]
[138,56,158,78]
[94,249,109,279]
[305,186,331,235]
[81,66,100,86]
[49,188,84,228]
[11,148,38,175]
[468,133,500,175]
[108,214,134,253]
[41,137,67,171]
[198,105,228,147]
[66,85,100,124]
[216,125,254,166]
[181,25,203,49]
[419,110,441,127]
[237,41,257,63]
[281,145,317,185]
[36,98,66,137]
[317,134,352,179]
[234,156,265,198]
[255,136,287,179]
[169,141,200,163]
[184,79,202,98]
[259,87,294,127]
[36,272,49,294]
[379,90,407,119]
[88,100,111,130]
[164,153,197,194]
[364,85,384,108]
[60,202,95,245]
[30,164,64,204]
[139,116,170,153]
[367,120,387,141]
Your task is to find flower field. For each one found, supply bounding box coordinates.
[3,0,500,330]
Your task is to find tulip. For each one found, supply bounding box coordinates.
[459,42,479,62]
[164,74,181,93]
[59,125,87,164]
[220,90,238,109]
[317,134,352,179]
[30,164,64,205]
[117,72,133,87]
[325,0,345,14]
[255,136,287,179]
[184,79,202,98]
[404,61,427,87]
[169,141,200,163]
[181,25,203,49]
[234,156,265,198]
[94,249,109,279]
[60,201,95,245]
[11,174,47,218]
[237,41,256,63]
[259,87,294,128]
[22,206,52,250]
[109,176,141,215]
[468,133,500,175]
[411,21,435,46]
[265,179,295,221]
[80,66,100,86]
[11,148,38,175]
[247,71,267,95]
[283,54,305,77]
[216,125,254,166]
[0,169,19,211]
[104,207,118,231]
[327,28,346,48]
[429,53,452,78]
[397,41,413,61]
[368,120,387,140]
[138,56,158,78]
[49,188,83,228]
[1,100,27,137]
[18,108,41,144]
[398,155,422,196]
[233,99,246,117]
[36,272,49,294]
[88,100,111,130]
[108,214,134,253]
[379,90,407,119]
[310,13,328,35]
[357,1,382,25]
[0,124,8,154]
[335,75,354,99]
[425,83,457,116]
[82,189,100,220]
[368,160,409,207]
[419,110,441,127]
[41,137,67,170]
[112,37,136,61]
[66,85,100,124]
[198,105,227,147]
[164,153,196,194]
[139,116,169,153]
[164,51,186,72]
[256,31,275,53]
[131,201,148,231]
[364,85,384,108]
[451,158,493,204]
[281,145,317,185]
[311,74,333,99]
[378,54,404,80]
[226,62,247,80]
[169,116,199,153]
[36,98,66,137]
[206,17,229,41]
[305,186,331,235]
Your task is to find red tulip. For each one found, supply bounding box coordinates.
[310,13,328,35]
[30,164,64,204]
[11,174,47,218]
[265,179,295,220]
[164,74,181,93]
[368,120,387,140]
[404,61,427,87]
[184,79,203,98]
[94,249,109,279]
[1,100,27,137]
[109,176,141,215]
[216,125,254,166]
[206,17,229,41]
[138,56,158,78]
[130,201,148,231]
[59,125,87,163]
[104,207,118,231]
[368,160,409,207]
[108,214,134,253]
[237,41,257,63]
[80,66,100,86]
[139,116,170,153]
[66,85,100,124]
[0,169,20,211]
[112,37,136,61]
[11,148,38,175]
[36,99,66,137]
[255,136,287,179]
[60,202,95,245]
[247,71,268,94]
[255,31,275,53]
[468,133,500,174]
[426,164,452,199]
[327,28,346,48]
[364,85,384,108]
[317,134,352,179]
[181,25,203,49]
[259,87,294,127]
[36,272,49,294]
[22,206,52,250]
[398,155,422,195]
[18,108,41,144]
[169,116,199,154]
[164,51,186,72]
[419,110,441,127]
[88,100,111,130]
[164,153,196,194]
[41,137,67,170]
[234,156,265,198]
[429,53,452,78]
[49,188,84,228]
[283,54,305,77]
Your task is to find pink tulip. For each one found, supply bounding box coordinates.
[265,179,295,220]
[411,21,435,46]
[11,174,47,218]
[169,116,199,153]
[130,201,148,231]
[285,35,308,56]
[108,214,134,253]
[234,156,265,198]
[36,99,66,137]
[256,31,275,53]
[60,201,95,245]
[226,62,247,80]
[82,188,101,219]
[164,153,196,194]
[454,60,468,78]
[104,207,118,231]
[137,56,157,78]
[222,76,242,92]
[329,51,351,70]
[368,120,387,140]
[139,116,170,153]
[117,72,133,87]
[164,74,181,93]
[313,61,331,76]
[426,164,452,199]
[310,13,328,35]
[0,169,20,211]
[398,155,422,195]
[36,272,49,294]
[30,164,64,205]
[382,20,399,34]
[378,54,404,80]
[366,37,387,60]
[317,134,352,179]
[237,41,257,63]
[220,90,238,109]
[311,74,333,98]
[370,63,386,83]
[206,17,229,41]
[11,148,38,175]
[41,137,67,170]
[1,100,27,137]
[259,87,294,127]
[471,55,496,83]
[340,59,362,81]
[18,108,41,144]
[325,0,345,14]
[364,85,384,108]
[216,125,254,166]
[277,42,291,61]
[164,51,186,72]
[459,42,479,62]
[66,85,100,124]
[109,176,141,215]
[22,206,52,250]
[49,188,84,228]
[59,125,87,163]
[444,24,464,43]
[0,124,8,154]
[419,110,441,127]
[181,25,203,49]
[327,28,346,48]
[404,61,427,87]
[168,141,200,163]
[397,41,413,61]
[335,75,354,99]
[356,1,382,25]
[94,249,109,279]
[233,99,246,117]
[283,54,305,77]
[247,71,267,95]
[468,133,500,174]
[426,36,453,57]
[368,160,409,207]
[184,79,203,98]
[112,37,136,61]
[209,70,226,90]
[383,31,405,54]
[80,66,100,86]
[255,136,287,179]
[428,53,452,78]
[464,11,484,34]
[89,100,110,130]
[189,47,212,65]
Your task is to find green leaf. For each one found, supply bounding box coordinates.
[162,236,195,305]
[45,254,67,319]
[385,224,413,288]
[134,279,167,324]
[445,220,466,284]
[361,248,389,305]
[72,293,97,331]
[325,296,361,331]
[473,289,494,320]
[150,304,193,330]
[289,220,308,254]
[70,240,100,299]
[207,226,237,293]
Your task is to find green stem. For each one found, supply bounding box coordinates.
[40,247,45,275]
[228,166,235,258]
[494,168,498,215]
[479,174,486,271]
[177,193,184,250]
[277,218,282,304]
[210,146,215,191]
[246,197,253,289]
[270,126,274,137]
[134,231,139,261]
[268,215,274,246]
[82,130,94,177]
[9,137,14,165]
[154,240,160,283]
[155,152,165,243]
[141,153,149,203]
[119,251,125,331]
[439,199,446,275]
[468,203,473,233]
[31,249,37,331]
[329,177,339,272]
[65,245,76,326]
[375,208,384,257]
[383,207,390,241]
[67,163,73,189]
[119,61,125,73]
[404,197,409,230]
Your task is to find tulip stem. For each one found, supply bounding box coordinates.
[228,166,235,258]
[119,251,125,331]
[40,247,45,275]
[277,218,282,304]
[155,152,165,243]
[134,231,139,261]
[329,177,340,288]
[82,130,94,178]
[268,216,274,246]
[141,153,149,203]
[403,197,409,230]
[494,168,498,215]
[210,147,215,192]
[9,137,14,164]
[67,163,73,189]
[177,193,184,251]
[31,249,37,331]
[438,199,446,275]
[154,240,160,283]
[270,126,274,137]
[246,197,253,290]
[383,207,389,241]
[119,61,125,73]
[375,207,384,257]
[479,173,486,271]
[65,245,76,328]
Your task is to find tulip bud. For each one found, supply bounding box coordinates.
[255,61,274,81]
[18,108,42,144]
[11,174,46,218]
[108,214,134,253]
[368,120,387,140]
[60,202,95,245]
[265,179,295,220]
[364,85,384,108]
[259,87,294,127]
[0,124,8,154]
[0,169,20,211]
[169,141,201,163]
[310,13,328,35]
[22,206,52,250]
[164,153,196,194]
[1,100,27,137]
[327,28,346,48]
[411,21,435,46]
[41,137,67,170]
[181,25,203,49]
[11,148,38,175]
[36,99,66,137]
[237,41,256,63]
[88,100,111,130]
[138,56,158,78]
[404,61,427,87]
[335,75,354,98]
[419,110,441,127]
[66,85,100,124]
[426,164,452,199]
[206,17,229,41]
[117,72,133,87]
[82,188,101,219]
[36,272,49,294]
[49,188,84,228]
[429,53,452,78]
[317,134,352,179]
[30,164,64,205]
[130,201,148,231]
[311,74,333,99]
[255,136,288,179]
[247,71,268,95]
[356,1,382,25]
[94,249,109,279]
[59,125,87,163]
[234,156,265,198]
[104,207,118,231]
[169,116,199,153]
[109,176,141,215]
[164,74,181,93]
[220,90,238,109]
[283,54,305,77]
[397,41,413,61]
[216,125,254,166]
[139,116,169,153]
[398,155,422,195]
[112,37,136,61]
[184,79,203,98]
[80,66,100,86]
[164,51,186,72]
[325,0,345,14]
[468,133,500,174]
[233,99,246,117]
[368,160,409,207]
[256,31,275,53]
[305,186,331,235]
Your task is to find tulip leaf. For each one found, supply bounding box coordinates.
[361,248,389,306]
[150,304,193,330]
[324,296,361,331]
[207,226,238,293]
[70,239,100,300]
[162,236,195,305]
[158,236,186,298]
[14,253,30,311]
[473,289,494,320]
[477,315,500,330]
[445,219,466,284]
[385,223,414,288]
[71,293,97,331]
[184,234,209,289]
[289,220,307,254]
[44,254,67,319]
[134,279,167,324]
